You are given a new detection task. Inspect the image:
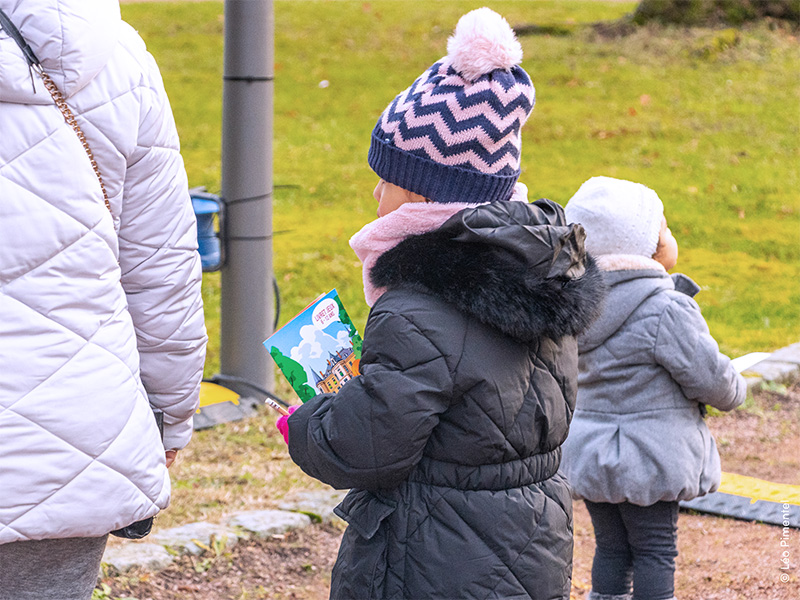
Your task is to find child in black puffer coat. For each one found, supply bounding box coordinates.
[276,9,605,599]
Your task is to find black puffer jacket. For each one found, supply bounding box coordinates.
[288,200,605,600]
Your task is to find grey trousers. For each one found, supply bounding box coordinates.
[0,535,108,600]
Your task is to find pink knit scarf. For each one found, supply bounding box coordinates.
[349,202,473,306]
[349,183,529,306]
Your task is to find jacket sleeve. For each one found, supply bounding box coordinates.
[287,307,454,491]
[654,294,745,411]
[117,54,207,451]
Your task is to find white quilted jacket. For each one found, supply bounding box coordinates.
[0,0,207,544]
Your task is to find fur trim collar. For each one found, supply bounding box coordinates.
[350,201,476,306]
[370,201,606,342]
[350,183,532,306]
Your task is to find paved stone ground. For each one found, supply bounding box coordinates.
[102,345,800,574]
[102,489,346,574]
[741,343,800,389]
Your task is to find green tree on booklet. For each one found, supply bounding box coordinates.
[334,294,362,359]
[269,347,317,402]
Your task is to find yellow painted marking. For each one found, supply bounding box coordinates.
[719,472,800,506]
[197,381,240,412]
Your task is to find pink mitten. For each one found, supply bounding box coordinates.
[276,405,299,444]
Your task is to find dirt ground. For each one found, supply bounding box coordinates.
[99,380,800,599]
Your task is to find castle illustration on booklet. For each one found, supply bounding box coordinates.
[264,289,363,402]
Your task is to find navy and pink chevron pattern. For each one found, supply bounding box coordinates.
[369,58,535,204]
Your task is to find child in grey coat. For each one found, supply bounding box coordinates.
[560,176,746,600]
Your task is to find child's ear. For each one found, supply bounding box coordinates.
[651,218,667,257]
[652,218,678,271]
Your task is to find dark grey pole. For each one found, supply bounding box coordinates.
[220,0,274,392]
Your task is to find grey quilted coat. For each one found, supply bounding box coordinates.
[287,200,606,600]
[560,262,746,507]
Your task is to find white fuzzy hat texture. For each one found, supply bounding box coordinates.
[564,176,664,258]
[447,7,523,82]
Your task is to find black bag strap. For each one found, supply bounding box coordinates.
[0,7,111,215]
[0,8,39,70]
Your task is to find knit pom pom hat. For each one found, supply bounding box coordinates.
[564,176,664,258]
[368,7,535,204]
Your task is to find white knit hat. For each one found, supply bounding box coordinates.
[564,176,664,258]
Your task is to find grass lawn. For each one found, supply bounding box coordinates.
[121,1,799,387]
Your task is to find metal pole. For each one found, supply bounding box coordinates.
[220,0,274,393]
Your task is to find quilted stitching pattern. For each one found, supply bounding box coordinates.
[0,4,205,544]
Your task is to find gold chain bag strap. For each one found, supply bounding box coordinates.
[37,72,112,214]
[0,8,111,215]
[0,9,164,540]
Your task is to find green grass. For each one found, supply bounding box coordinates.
[121,1,800,383]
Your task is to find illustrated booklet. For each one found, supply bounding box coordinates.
[263,289,363,402]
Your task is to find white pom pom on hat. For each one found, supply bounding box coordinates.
[447,7,523,82]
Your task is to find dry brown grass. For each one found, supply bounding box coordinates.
[101,380,799,598]
[156,410,326,529]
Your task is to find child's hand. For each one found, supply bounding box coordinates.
[276,405,300,444]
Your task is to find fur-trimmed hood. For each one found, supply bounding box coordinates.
[578,264,702,353]
[371,199,606,342]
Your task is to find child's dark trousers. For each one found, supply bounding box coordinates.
[584,499,679,600]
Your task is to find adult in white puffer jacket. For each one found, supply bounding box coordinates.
[0,1,207,597]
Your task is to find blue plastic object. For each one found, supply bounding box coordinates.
[191,193,223,271]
